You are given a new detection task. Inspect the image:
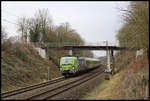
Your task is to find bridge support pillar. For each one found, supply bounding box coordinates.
[106,49,111,73]
[69,50,73,55]
[105,41,112,75]
[105,49,112,80]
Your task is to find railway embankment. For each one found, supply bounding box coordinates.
[1,40,61,92]
[82,51,149,100]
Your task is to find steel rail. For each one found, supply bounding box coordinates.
[25,66,103,100]
[45,69,104,100]
[1,76,64,99]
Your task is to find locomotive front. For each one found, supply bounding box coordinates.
[60,57,79,77]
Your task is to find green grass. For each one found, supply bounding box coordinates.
[82,70,125,100]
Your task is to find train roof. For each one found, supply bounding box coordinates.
[61,56,100,61]
[61,56,77,60]
[82,57,100,61]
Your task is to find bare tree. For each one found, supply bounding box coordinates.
[117,2,149,50]
[17,17,29,43]
[34,8,53,43]
[1,26,8,43]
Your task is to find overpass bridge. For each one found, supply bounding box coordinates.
[31,42,139,74]
[40,45,134,50]
[33,41,138,51]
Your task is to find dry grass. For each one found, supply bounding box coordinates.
[119,55,149,100]
[83,51,149,100]
[97,71,124,100]
[1,41,61,92]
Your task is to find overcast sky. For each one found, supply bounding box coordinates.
[2,1,130,57]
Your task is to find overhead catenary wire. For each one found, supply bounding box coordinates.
[2,19,22,41]
[3,19,19,26]
[2,9,20,18]
[2,10,20,25]
[2,10,29,26]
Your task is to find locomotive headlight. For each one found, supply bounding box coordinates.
[72,67,75,73]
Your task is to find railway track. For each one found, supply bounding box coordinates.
[2,65,104,100]
[25,67,104,100]
[1,76,65,99]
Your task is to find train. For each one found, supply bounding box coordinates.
[59,56,100,77]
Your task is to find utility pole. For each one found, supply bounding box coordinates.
[46,47,50,81]
[47,65,49,81]
[105,41,111,80]
[106,41,111,73]
[111,50,114,75]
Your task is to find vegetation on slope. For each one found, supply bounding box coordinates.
[107,1,149,99]
[83,1,149,100]
[83,52,149,100]
[117,2,149,50]
[1,40,61,92]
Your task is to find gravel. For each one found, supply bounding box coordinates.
[49,67,105,100]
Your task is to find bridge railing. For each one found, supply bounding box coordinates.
[30,42,84,47]
[30,42,118,47]
[29,42,140,51]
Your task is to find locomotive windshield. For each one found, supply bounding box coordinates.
[61,59,73,65]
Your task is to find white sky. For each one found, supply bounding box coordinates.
[1,1,130,57]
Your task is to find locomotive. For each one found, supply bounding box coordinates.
[59,56,100,77]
